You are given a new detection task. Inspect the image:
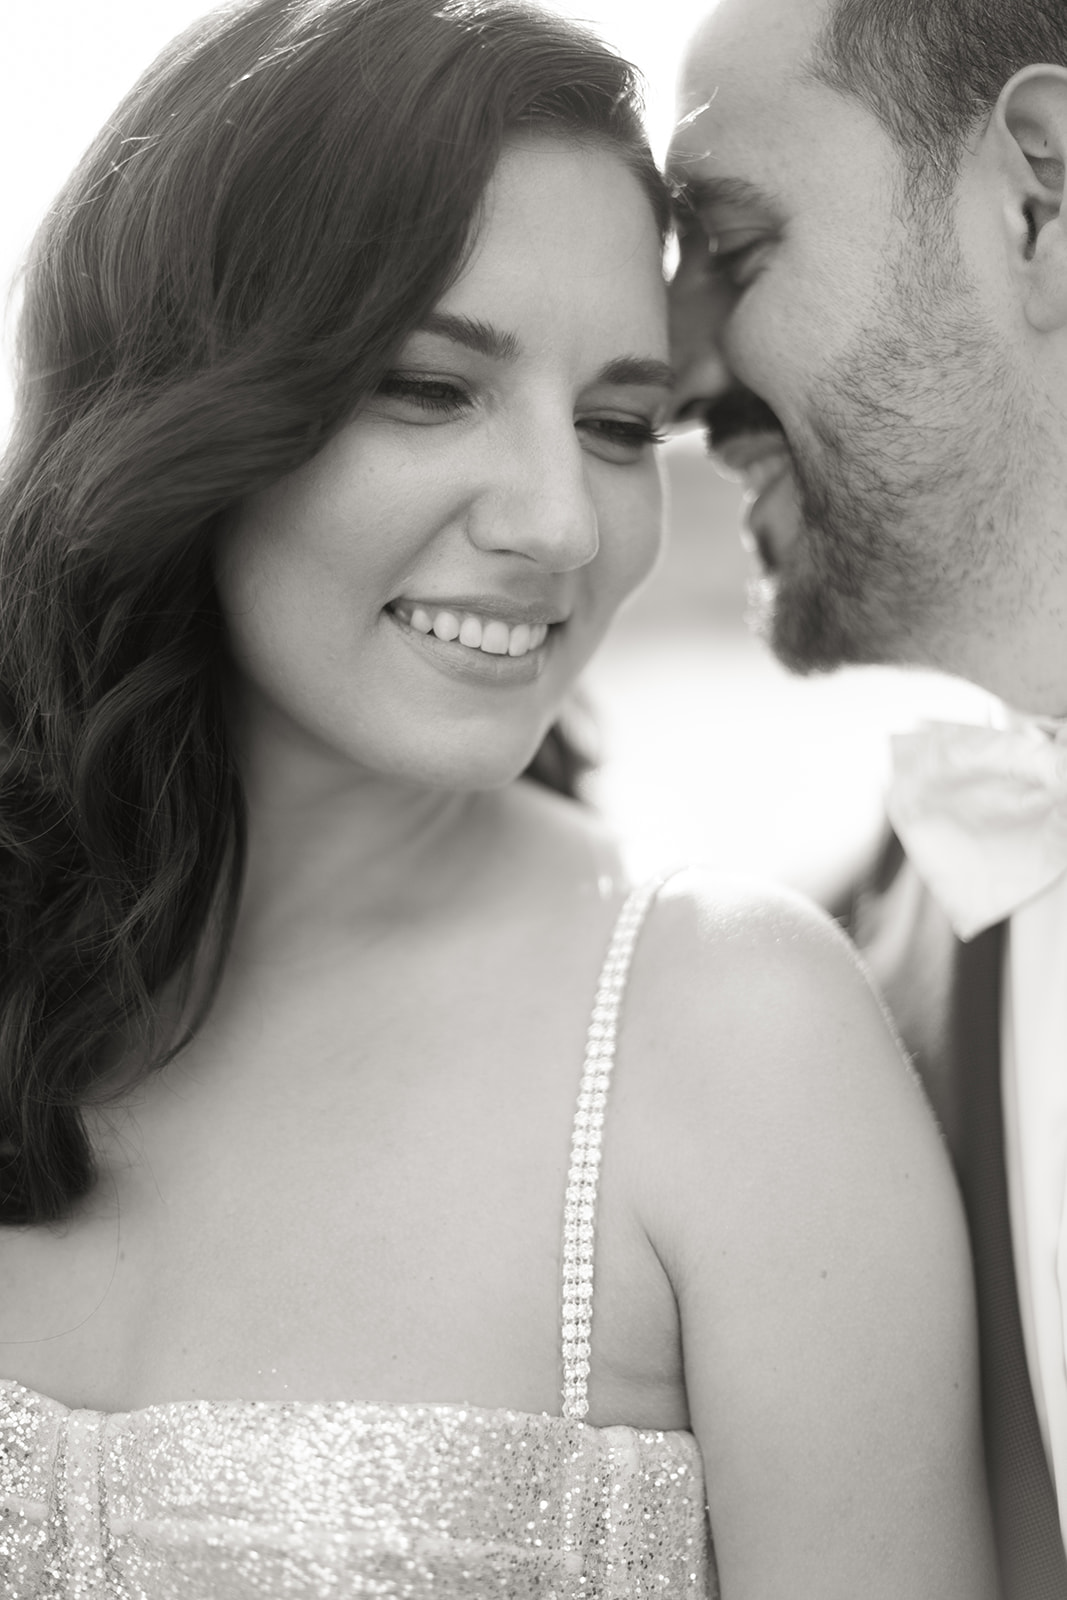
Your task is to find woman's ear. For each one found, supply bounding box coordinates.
[990,66,1067,333]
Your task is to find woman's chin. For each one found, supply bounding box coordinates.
[356,732,555,796]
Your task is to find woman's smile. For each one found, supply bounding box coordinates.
[217,137,669,791]
[385,599,561,686]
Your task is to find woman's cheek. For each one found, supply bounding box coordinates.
[616,464,666,596]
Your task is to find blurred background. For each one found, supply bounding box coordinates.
[2,0,993,903]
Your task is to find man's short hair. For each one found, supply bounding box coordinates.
[811,0,1067,184]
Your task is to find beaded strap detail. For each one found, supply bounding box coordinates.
[560,879,662,1421]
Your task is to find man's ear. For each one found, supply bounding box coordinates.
[991,66,1067,333]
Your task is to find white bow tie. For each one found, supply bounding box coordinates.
[886,720,1067,941]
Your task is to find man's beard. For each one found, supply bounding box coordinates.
[754,393,941,675]
[755,245,1023,677]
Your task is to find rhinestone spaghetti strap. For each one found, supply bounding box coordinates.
[560,878,662,1420]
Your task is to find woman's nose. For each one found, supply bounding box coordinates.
[467,424,600,572]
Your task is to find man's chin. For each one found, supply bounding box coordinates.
[744,571,778,643]
[741,469,876,673]
[747,567,866,676]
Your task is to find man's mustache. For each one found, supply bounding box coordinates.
[693,389,784,450]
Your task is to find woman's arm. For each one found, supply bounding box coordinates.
[628,871,998,1600]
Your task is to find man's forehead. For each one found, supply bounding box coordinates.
[668,0,836,183]
[675,0,828,123]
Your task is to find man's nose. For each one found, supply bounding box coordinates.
[669,259,734,426]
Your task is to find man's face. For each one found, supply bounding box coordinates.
[668,0,1057,707]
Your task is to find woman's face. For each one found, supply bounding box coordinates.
[217,136,670,792]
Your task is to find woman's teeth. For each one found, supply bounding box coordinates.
[397,605,550,658]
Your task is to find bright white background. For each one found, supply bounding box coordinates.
[1,0,986,895]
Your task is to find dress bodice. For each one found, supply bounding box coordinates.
[0,884,718,1597]
[1,1388,710,1596]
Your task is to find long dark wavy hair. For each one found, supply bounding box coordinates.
[0,0,669,1225]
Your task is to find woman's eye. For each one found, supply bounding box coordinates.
[375,374,471,415]
[579,416,667,463]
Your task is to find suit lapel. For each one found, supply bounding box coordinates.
[951,928,1067,1597]
[849,839,1067,1595]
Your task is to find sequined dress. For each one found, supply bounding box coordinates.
[1,882,717,1596]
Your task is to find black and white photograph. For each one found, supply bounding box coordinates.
[1,1,1063,1594]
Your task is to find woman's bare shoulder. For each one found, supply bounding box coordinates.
[618,854,939,1157]
[615,863,968,1383]
[626,865,899,1081]
[615,871,996,1597]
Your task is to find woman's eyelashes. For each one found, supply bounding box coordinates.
[578,415,667,462]
[375,373,472,415]
[376,371,665,461]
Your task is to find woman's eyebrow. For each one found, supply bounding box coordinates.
[595,356,675,389]
[417,311,521,361]
[413,315,672,389]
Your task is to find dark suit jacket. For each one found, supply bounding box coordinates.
[840,832,1067,1597]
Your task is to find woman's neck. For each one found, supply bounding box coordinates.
[245,770,495,935]
[229,692,510,953]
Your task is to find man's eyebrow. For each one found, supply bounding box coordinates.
[668,174,780,217]
[416,311,520,361]
[595,356,675,390]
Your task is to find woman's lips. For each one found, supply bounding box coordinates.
[385,604,558,686]
[389,600,550,659]
[388,595,568,656]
